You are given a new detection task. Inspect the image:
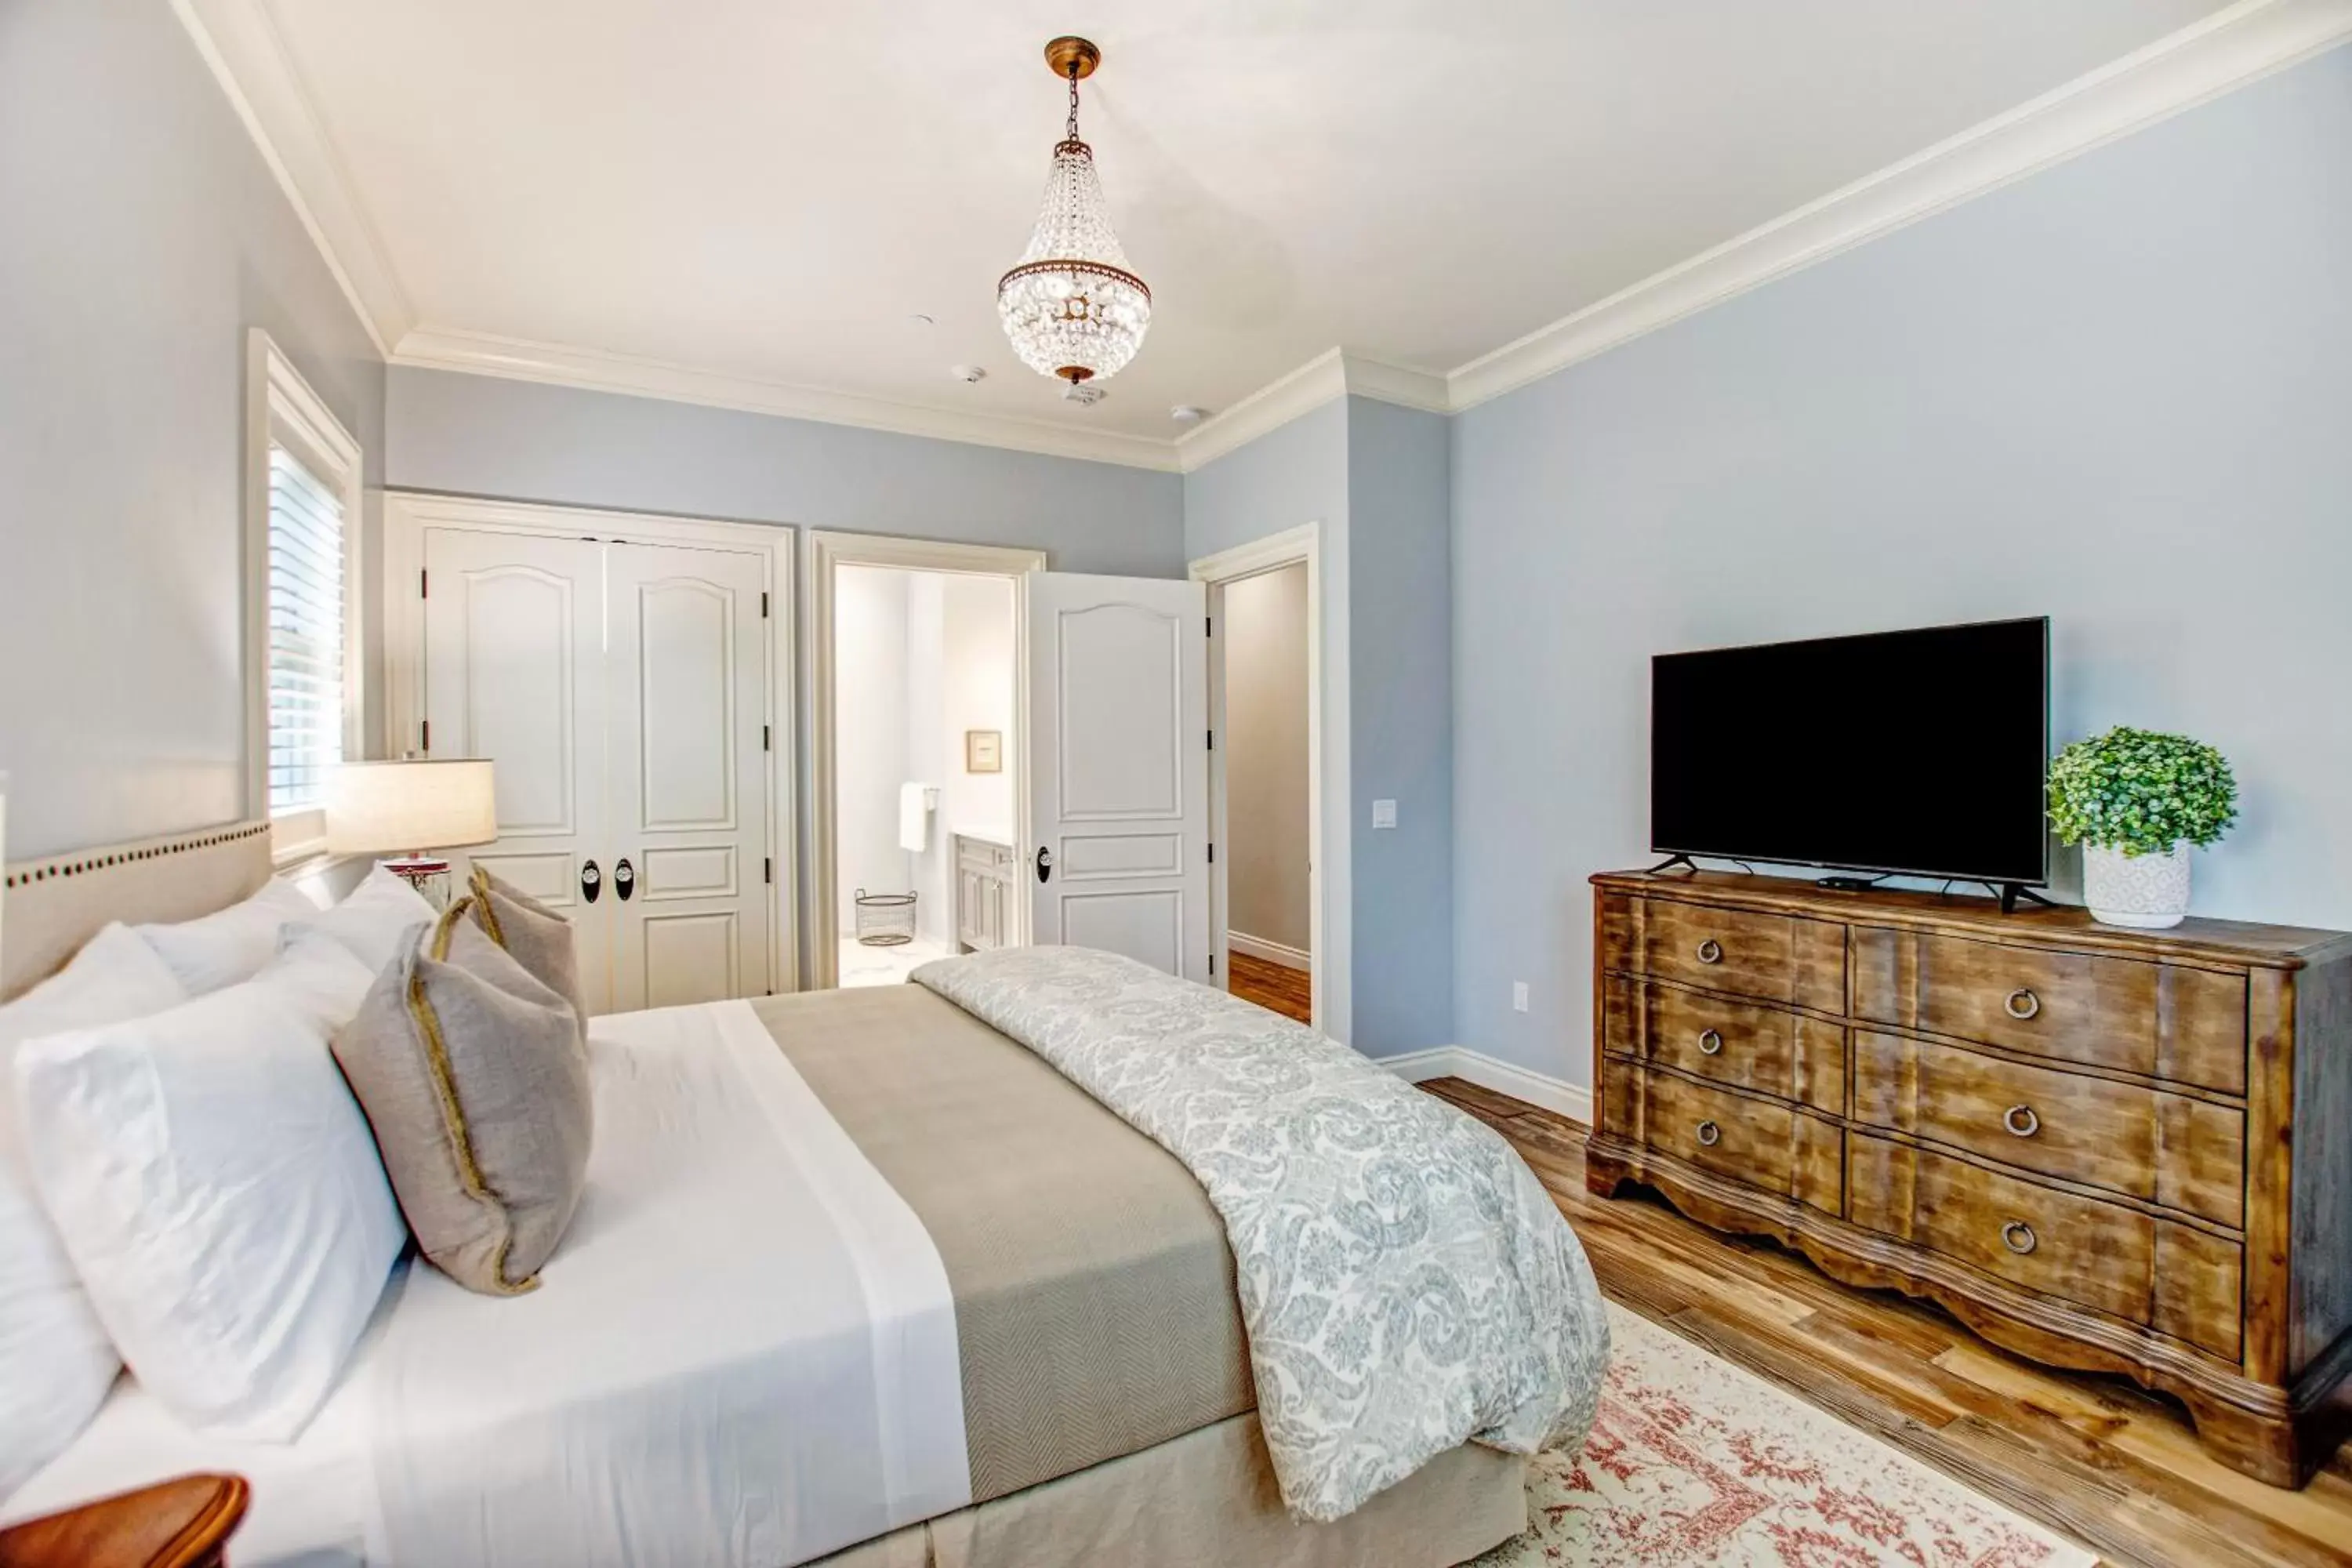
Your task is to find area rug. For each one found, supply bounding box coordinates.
[1468,1302,2092,1567]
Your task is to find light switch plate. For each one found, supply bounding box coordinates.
[1512,981,1530,1013]
[1371,799,1397,829]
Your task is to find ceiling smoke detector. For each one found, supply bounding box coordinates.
[1061,381,1106,406]
[949,364,987,383]
[1171,405,1209,425]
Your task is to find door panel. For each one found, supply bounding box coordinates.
[423,528,612,1009]
[1028,573,1208,982]
[637,578,737,829]
[607,543,771,1012]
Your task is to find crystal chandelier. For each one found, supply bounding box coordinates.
[998,37,1151,388]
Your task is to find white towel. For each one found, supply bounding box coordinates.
[898,783,934,853]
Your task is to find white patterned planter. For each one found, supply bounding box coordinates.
[2082,843,2191,929]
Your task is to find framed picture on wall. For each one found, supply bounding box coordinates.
[964,729,1003,774]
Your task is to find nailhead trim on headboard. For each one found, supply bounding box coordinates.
[2,820,273,891]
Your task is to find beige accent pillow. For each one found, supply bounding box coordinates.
[333,899,593,1295]
[466,863,589,1032]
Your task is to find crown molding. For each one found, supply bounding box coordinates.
[170,0,414,358]
[1446,0,2352,409]
[1172,350,1448,471]
[392,327,1186,472]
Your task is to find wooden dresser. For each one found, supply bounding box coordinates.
[1587,869,2352,1486]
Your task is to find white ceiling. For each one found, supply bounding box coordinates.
[245,0,2239,447]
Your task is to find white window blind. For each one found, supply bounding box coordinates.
[267,441,346,815]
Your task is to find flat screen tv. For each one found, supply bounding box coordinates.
[1650,617,2049,888]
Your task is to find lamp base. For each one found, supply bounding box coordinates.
[381,855,454,909]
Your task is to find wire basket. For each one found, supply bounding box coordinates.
[853,888,918,946]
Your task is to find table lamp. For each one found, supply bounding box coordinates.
[327,759,496,904]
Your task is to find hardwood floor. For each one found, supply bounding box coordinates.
[1228,950,1312,1023]
[1420,1076,2352,1568]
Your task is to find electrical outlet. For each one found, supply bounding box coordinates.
[1512,981,1530,1013]
[1371,799,1398,829]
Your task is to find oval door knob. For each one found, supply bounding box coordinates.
[581,858,602,905]
[1696,938,1724,965]
[1035,846,1054,884]
[1697,1028,1725,1056]
[1695,1120,1721,1147]
[2005,987,2041,1020]
[2003,1104,2041,1138]
[614,858,636,902]
[2001,1220,2038,1255]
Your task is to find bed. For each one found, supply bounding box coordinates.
[1,820,1600,1567]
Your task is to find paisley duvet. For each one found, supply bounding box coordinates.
[912,945,1610,1523]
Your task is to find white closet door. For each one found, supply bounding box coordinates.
[419,527,613,1009]
[605,542,772,1011]
[1026,572,1210,982]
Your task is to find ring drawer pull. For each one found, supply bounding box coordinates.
[2004,987,2041,1021]
[2001,1220,2038,1255]
[2003,1104,2041,1138]
[1695,1120,1721,1147]
[1696,938,1724,965]
[1697,1028,1724,1057]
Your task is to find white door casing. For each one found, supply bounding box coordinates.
[606,543,771,1011]
[422,527,612,1007]
[1026,572,1210,982]
[1189,521,1327,1033]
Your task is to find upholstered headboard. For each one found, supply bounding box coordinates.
[1,820,274,1000]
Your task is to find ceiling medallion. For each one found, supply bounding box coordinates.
[997,36,1151,390]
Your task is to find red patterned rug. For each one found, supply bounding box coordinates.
[1469,1303,2092,1567]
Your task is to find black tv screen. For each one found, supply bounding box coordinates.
[1650,617,2050,885]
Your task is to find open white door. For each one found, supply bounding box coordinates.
[1026,572,1210,982]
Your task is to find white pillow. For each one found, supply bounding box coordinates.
[15,930,403,1443]
[296,866,436,973]
[135,878,323,996]
[0,923,187,1501]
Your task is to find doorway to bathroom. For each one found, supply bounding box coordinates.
[810,535,1040,989]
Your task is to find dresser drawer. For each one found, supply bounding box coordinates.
[1602,1065,1842,1214]
[1604,976,1845,1115]
[1850,928,2247,1094]
[1848,1133,2241,1359]
[1604,897,1845,1010]
[1849,1031,2243,1227]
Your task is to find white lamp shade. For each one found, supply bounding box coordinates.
[326,760,497,855]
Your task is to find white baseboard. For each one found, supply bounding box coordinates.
[1227,931,1312,971]
[1374,1045,1592,1127]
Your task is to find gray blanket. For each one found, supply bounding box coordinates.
[913,946,1609,1523]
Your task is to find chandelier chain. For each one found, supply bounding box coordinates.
[1066,66,1081,142]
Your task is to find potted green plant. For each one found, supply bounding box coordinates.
[2047,726,2238,928]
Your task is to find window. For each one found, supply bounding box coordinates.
[245,331,363,862]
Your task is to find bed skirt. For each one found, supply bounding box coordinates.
[812,1411,1526,1568]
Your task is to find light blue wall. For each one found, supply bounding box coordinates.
[1345,400,1454,1057]
[1181,398,1349,564]
[1450,45,2352,1089]
[0,2,387,858]
[387,368,1186,577]
[1178,395,1457,1058]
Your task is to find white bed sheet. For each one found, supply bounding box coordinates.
[1,1294,388,1566]
[5,1000,969,1567]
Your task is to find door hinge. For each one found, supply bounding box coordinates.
[1207,729,1214,751]
[761,591,770,619]
[763,724,771,751]
[1207,842,1215,864]
[1209,953,1217,976]
[763,857,772,884]
[1206,615,1212,636]
[419,720,430,753]
[419,568,427,599]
